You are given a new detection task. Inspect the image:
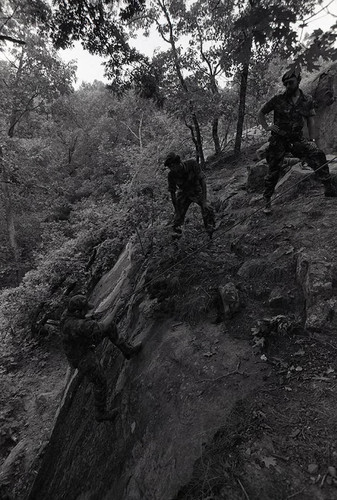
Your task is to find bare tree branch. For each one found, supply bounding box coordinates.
[0,5,19,32]
[0,34,25,45]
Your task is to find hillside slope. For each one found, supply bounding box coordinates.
[24,144,337,500]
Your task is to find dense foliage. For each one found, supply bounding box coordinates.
[0,0,337,352]
[0,82,191,347]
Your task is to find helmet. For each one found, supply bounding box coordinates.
[282,65,301,84]
[68,295,88,313]
[164,152,180,167]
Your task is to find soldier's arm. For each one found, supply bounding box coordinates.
[200,177,207,206]
[99,319,118,343]
[83,319,103,345]
[257,108,270,131]
[306,100,317,141]
[258,97,280,134]
[168,172,177,209]
[307,116,316,141]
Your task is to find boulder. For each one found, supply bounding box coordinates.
[273,163,316,204]
[268,287,291,310]
[327,160,337,184]
[304,63,337,153]
[296,249,337,332]
[217,282,240,321]
[256,142,269,160]
[247,156,301,194]
[246,160,269,193]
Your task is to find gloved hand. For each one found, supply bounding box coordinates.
[268,125,286,136]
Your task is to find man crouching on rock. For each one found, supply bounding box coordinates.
[258,66,336,215]
[60,295,142,422]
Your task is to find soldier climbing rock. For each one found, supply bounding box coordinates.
[164,152,215,239]
[258,66,336,214]
[60,295,142,422]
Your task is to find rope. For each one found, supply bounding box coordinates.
[115,153,337,319]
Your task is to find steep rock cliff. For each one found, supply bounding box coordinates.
[8,65,337,500]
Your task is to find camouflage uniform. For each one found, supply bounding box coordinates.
[60,311,116,414]
[168,159,215,234]
[60,308,140,417]
[261,90,333,199]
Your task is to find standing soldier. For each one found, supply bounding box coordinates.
[60,295,142,422]
[164,152,215,239]
[258,67,336,214]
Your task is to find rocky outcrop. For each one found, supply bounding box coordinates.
[305,62,337,152]
[273,163,317,203]
[247,63,337,195]
[27,245,265,500]
[296,249,337,332]
[21,66,337,500]
[246,160,269,192]
[246,157,300,193]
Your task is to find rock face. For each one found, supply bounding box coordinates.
[23,64,337,500]
[307,63,337,152]
[273,163,317,203]
[27,243,264,500]
[246,157,301,194]
[0,439,28,488]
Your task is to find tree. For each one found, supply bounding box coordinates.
[0,0,50,46]
[0,14,75,284]
[180,0,235,154]
[219,0,337,155]
[128,0,210,165]
[3,33,75,138]
[50,0,145,85]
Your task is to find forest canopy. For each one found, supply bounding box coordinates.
[0,0,336,340]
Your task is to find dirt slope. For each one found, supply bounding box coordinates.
[19,143,337,500]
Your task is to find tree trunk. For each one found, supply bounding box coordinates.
[8,48,24,138]
[185,121,199,162]
[0,147,20,285]
[212,117,221,154]
[234,61,250,156]
[68,136,78,166]
[160,2,205,165]
[8,109,20,138]
[192,113,205,167]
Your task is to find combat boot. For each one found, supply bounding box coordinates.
[119,340,142,360]
[207,226,215,241]
[95,407,118,422]
[324,181,337,197]
[263,197,272,215]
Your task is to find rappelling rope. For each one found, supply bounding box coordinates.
[118,154,337,310]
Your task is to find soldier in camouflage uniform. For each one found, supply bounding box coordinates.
[60,295,142,422]
[164,152,215,239]
[258,67,336,214]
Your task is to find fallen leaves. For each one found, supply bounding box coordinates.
[261,455,277,468]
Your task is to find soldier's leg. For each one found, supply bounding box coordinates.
[264,138,287,211]
[197,201,216,238]
[78,354,117,421]
[173,192,192,234]
[291,139,336,197]
[86,364,108,413]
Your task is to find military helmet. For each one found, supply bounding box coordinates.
[164,152,180,166]
[68,294,88,313]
